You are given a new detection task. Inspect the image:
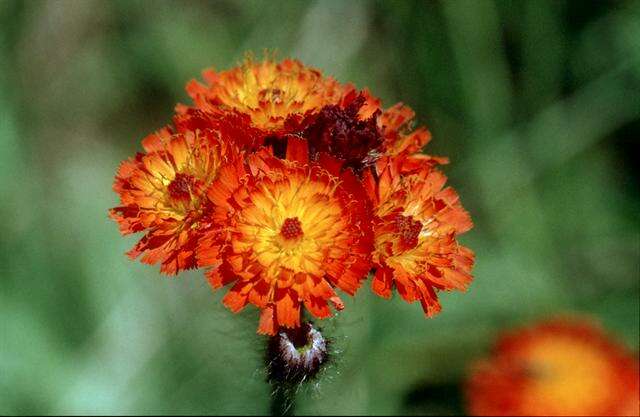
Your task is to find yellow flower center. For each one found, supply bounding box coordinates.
[233,174,345,280]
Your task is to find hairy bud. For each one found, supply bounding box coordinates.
[266,321,329,385]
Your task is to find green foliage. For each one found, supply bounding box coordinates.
[0,0,638,414]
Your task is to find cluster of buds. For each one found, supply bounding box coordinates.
[109,57,474,345]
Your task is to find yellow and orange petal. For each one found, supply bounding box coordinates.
[197,139,373,335]
[466,318,640,416]
[363,156,474,315]
[186,58,354,132]
[109,128,236,274]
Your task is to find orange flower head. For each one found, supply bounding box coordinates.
[109,128,237,274]
[466,318,640,416]
[186,58,350,132]
[363,156,474,315]
[198,139,373,335]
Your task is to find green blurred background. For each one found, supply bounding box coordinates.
[1,0,638,415]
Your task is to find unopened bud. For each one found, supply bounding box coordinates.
[267,321,329,384]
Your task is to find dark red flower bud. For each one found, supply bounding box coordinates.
[302,95,383,173]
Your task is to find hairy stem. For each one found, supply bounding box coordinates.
[270,383,295,416]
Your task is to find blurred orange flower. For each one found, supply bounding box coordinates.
[466,318,640,416]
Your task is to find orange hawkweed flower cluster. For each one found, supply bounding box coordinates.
[465,318,640,416]
[110,57,475,335]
